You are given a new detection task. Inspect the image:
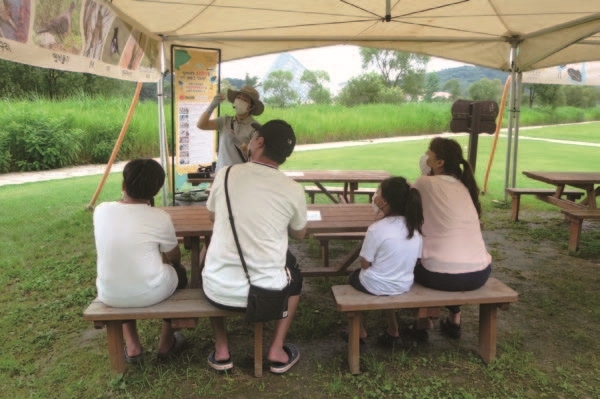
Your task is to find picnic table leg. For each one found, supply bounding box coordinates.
[510,193,520,222]
[349,182,358,203]
[254,322,263,377]
[320,239,329,268]
[478,304,497,364]
[106,321,126,374]
[189,236,200,288]
[347,311,362,375]
[333,245,362,275]
[567,217,583,252]
[314,182,339,204]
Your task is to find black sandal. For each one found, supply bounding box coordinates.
[440,318,461,339]
[376,330,403,348]
[402,322,429,343]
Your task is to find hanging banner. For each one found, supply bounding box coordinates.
[171,45,220,180]
[0,0,159,82]
[522,62,600,86]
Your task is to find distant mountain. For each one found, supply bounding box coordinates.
[432,66,509,91]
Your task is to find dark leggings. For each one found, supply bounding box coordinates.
[414,261,492,314]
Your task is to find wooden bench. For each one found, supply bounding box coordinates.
[305,186,376,204]
[561,209,600,252]
[83,289,265,377]
[505,188,584,221]
[332,278,519,374]
[313,232,366,268]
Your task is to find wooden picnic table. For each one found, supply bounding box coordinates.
[522,171,600,210]
[164,203,376,287]
[188,169,391,203]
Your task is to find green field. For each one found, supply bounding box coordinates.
[1,96,600,172]
[1,124,599,398]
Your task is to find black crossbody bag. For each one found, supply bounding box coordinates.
[224,166,290,323]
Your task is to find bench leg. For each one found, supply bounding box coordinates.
[568,218,583,252]
[309,193,315,204]
[478,304,497,364]
[510,194,520,222]
[320,240,329,268]
[254,322,263,377]
[347,312,362,375]
[106,321,126,374]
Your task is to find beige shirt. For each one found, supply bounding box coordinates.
[413,175,491,274]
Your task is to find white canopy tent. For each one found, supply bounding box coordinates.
[2,0,600,202]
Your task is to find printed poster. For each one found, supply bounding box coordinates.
[522,62,600,86]
[171,46,220,178]
[0,0,159,82]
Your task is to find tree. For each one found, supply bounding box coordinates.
[423,73,440,102]
[337,73,385,107]
[360,48,429,100]
[467,78,503,103]
[244,73,259,87]
[563,86,598,108]
[262,70,298,108]
[443,78,463,102]
[534,84,565,109]
[300,70,331,104]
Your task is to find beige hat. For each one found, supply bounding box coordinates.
[227,85,264,116]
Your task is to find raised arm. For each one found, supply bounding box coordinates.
[197,94,224,131]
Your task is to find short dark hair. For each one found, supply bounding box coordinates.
[251,120,296,164]
[123,159,165,200]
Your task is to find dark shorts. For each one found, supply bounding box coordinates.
[206,250,303,312]
[348,269,374,295]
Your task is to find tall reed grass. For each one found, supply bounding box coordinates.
[1,96,599,172]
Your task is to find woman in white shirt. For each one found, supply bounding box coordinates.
[412,138,492,340]
[345,177,424,347]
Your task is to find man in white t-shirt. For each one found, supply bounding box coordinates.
[202,120,307,375]
[94,159,188,363]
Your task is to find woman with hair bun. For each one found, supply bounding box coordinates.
[412,137,492,340]
[344,176,424,347]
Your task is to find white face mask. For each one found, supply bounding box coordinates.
[419,153,432,176]
[233,98,250,115]
[371,193,380,214]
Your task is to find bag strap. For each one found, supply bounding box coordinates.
[224,166,252,285]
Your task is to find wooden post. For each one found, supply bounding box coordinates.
[86,82,144,210]
[347,312,362,375]
[106,321,126,374]
[482,76,511,194]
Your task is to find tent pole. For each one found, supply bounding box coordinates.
[482,75,511,194]
[86,82,143,210]
[503,45,518,202]
[511,72,523,188]
[157,36,169,206]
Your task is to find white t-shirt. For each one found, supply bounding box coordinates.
[413,175,491,274]
[215,115,256,172]
[94,202,179,307]
[203,162,307,308]
[359,216,422,295]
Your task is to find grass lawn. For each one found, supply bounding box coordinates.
[1,125,599,398]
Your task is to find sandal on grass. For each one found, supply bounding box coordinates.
[157,332,186,359]
[207,351,233,372]
[124,346,144,364]
[402,322,429,343]
[270,343,300,375]
[376,330,403,348]
[440,318,461,339]
[339,327,366,346]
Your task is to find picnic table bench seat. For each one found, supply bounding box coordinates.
[560,209,600,252]
[83,289,265,377]
[505,187,585,221]
[331,278,519,374]
[305,186,376,204]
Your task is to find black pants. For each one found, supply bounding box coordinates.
[414,261,492,314]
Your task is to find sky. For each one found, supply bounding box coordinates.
[221,45,468,93]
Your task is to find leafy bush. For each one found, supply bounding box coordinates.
[337,73,385,106]
[2,115,81,171]
[0,131,10,173]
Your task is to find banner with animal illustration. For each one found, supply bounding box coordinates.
[0,0,160,82]
[522,62,600,86]
[171,45,220,179]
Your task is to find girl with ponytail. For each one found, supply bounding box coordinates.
[345,177,424,347]
[412,137,492,340]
